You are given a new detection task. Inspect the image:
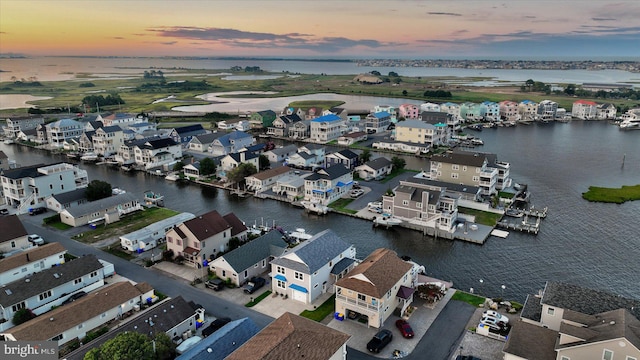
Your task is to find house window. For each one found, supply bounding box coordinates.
[547,307,555,315]
[101,312,107,319]
[337,288,342,295]
[603,350,613,360]
[167,237,173,243]
[12,302,26,312]
[472,176,479,182]
[176,239,182,246]
[39,290,52,301]
[452,164,459,170]
[262,259,266,267]
[277,280,286,289]
[462,166,467,171]
[245,270,248,277]
[277,266,285,274]
[201,241,205,248]
[11,241,16,248]
[294,272,303,280]
[74,278,82,285]
[222,270,226,278]
[77,324,84,329]
[451,173,459,179]
[90,271,98,278]
[402,200,409,206]
[358,294,366,301]
[51,334,63,341]
[416,202,422,208]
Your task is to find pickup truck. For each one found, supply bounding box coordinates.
[243,277,266,294]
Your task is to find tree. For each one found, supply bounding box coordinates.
[13,308,36,325]
[199,157,216,176]
[391,156,406,170]
[227,163,257,186]
[564,84,576,96]
[360,149,372,164]
[85,180,112,201]
[370,70,381,76]
[173,160,185,172]
[153,332,176,360]
[258,155,270,170]
[84,332,154,360]
[525,79,535,91]
[388,71,399,77]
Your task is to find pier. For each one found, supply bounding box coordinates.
[496,220,540,235]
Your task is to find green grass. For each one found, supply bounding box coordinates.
[498,191,515,199]
[378,168,419,184]
[48,222,74,230]
[300,296,336,322]
[582,184,640,204]
[451,290,486,307]
[328,198,358,214]
[101,245,134,260]
[245,290,272,307]
[72,207,179,243]
[458,207,503,226]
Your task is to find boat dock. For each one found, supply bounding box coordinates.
[496,220,540,234]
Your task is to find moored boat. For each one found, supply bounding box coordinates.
[373,213,402,227]
[287,228,314,243]
[619,118,640,130]
[300,199,329,215]
[144,190,164,207]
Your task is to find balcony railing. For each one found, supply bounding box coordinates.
[335,294,380,312]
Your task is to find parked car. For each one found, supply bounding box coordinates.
[0,209,9,215]
[205,278,225,291]
[367,329,392,353]
[349,189,364,198]
[480,315,510,332]
[243,277,266,294]
[29,207,47,216]
[201,317,231,338]
[27,234,45,246]
[456,356,482,360]
[482,310,509,324]
[395,319,414,338]
[61,291,87,305]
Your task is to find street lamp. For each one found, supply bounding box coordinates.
[501,284,506,299]
[479,279,484,295]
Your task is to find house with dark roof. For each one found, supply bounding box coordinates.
[65,296,205,360]
[504,281,640,360]
[219,151,260,180]
[209,230,288,287]
[429,150,499,195]
[0,255,106,329]
[335,248,414,328]
[303,165,353,205]
[325,149,359,170]
[3,115,44,139]
[92,125,124,157]
[267,113,302,137]
[263,144,298,163]
[175,317,260,360]
[0,242,67,285]
[337,131,368,146]
[0,281,154,347]
[78,130,96,153]
[188,132,223,153]
[249,110,277,128]
[166,210,248,268]
[286,144,326,169]
[0,215,29,254]
[354,156,393,180]
[245,166,293,193]
[208,131,255,156]
[169,124,207,147]
[288,119,312,139]
[59,193,142,227]
[270,229,356,304]
[132,137,182,170]
[45,188,89,212]
[226,312,350,360]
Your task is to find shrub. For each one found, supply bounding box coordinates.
[12,308,36,325]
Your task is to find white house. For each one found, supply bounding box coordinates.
[303,165,353,206]
[219,151,260,181]
[120,212,196,252]
[3,116,44,139]
[59,193,142,227]
[0,215,30,254]
[0,242,66,286]
[208,131,255,156]
[133,138,182,170]
[92,125,124,157]
[310,114,345,143]
[354,157,393,181]
[46,118,84,148]
[245,166,293,193]
[263,144,298,164]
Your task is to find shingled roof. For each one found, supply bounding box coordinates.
[270,229,352,274]
[181,210,232,241]
[430,151,487,167]
[0,242,66,274]
[0,215,28,244]
[502,319,558,360]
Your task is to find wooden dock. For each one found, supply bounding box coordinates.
[496,219,540,234]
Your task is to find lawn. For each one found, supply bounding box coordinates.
[300,296,336,322]
[457,207,503,226]
[582,184,640,204]
[328,198,358,214]
[451,290,486,307]
[72,207,179,244]
[245,290,272,307]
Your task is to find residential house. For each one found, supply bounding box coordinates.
[133,138,182,170]
[395,120,443,147]
[337,131,367,146]
[0,281,154,347]
[126,121,157,136]
[78,130,96,154]
[420,102,441,113]
[310,113,346,143]
[226,312,350,360]
[440,102,462,122]
[518,100,538,122]
[572,100,598,120]
[286,145,325,170]
[65,296,205,360]
[208,131,255,156]
[45,188,89,212]
[429,151,499,195]
[188,133,222,153]
[1,163,89,214]
[169,124,207,147]
[354,157,393,181]
[596,103,617,120]
[263,144,298,164]
[15,128,39,143]
[270,229,356,304]
[421,110,459,133]
[398,104,420,120]
[365,111,392,133]
[3,116,44,139]
[175,318,260,360]
[209,230,288,287]
[334,248,414,328]
[372,141,429,155]
[35,123,48,144]
[499,100,520,122]
[374,105,397,121]
[97,112,143,127]
[271,173,306,201]
[120,212,196,253]
[303,165,353,205]
[59,193,142,227]
[283,106,307,119]
[405,175,482,202]
[484,152,512,190]
[0,255,106,330]
[0,242,66,286]
[92,125,124,157]
[249,110,277,129]
[46,118,84,148]
[480,101,500,121]
[325,149,359,170]
[0,215,30,255]
[537,100,558,121]
[503,281,640,360]
[460,102,485,122]
[0,150,11,171]
[267,114,302,137]
[219,151,260,181]
[288,119,312,139]
[82,119,103,132]
[245,166,293,193]
[183,161,202,180]
[217,120,238,131]
[165,210,248,267]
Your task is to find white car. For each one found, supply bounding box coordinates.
[482,310,509,324]
[349,189,364,198]
[27,234,45,246]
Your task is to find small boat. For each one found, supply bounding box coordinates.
[144,190,164,207]
[80,152,99,162]
[165,172,180,182]
[373,213,402,227]
[112,188,126,195]
[3,139,14,145]
[287,228,314,243]
[505,208,524,218]
[471,138,484,145]
[300,199,329,215]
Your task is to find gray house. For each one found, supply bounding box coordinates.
[45,188,89,212]
[59,193,142,227]
[354,156,393,180]
[175,318,260,360]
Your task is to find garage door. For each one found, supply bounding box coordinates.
[292,289,306,302]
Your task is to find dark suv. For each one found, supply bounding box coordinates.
[29,207,47,216]
[367,329,392,353]
[205,278,225,291]
[243,277,266,294]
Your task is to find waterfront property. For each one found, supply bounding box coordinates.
[91,125,124,157]
[354,157,393,181]
[45,118,84,148]
[120,212,196,252]
[325,149,359,170]
[286,144,325,169]
[208,131,255,156]
[303,165,353,206]
[2,115,45,139]
[365,111,392,133]
[187,132,221,153]
[169,124,208,148]
[267,113,303,137]
[219,151,260,181]
[245,166,293,193]
[310,113,346,143]
[429,150,502,196]
[334,248,414,328]
[46,189,91,212]
[263,144,298,163]
[132,137,182,170]
[59,193,142,227]
[337,131,368,146]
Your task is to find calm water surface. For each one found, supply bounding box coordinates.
[1,122,639,302]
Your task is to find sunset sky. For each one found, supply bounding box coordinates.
[1,0,639,58]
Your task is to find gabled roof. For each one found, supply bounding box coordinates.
[397,120,435,130]
[335,248,413,299]
[502,319,558,360]
[48,118,82,129]
[267,144,298,156]
[402,177,480,195]
[557,308,640,351]
[5,281,149,341]
[270,229,352,274]
[81,130,96,141]
[61,193,139,218]
[176,318,260,360]
[227,151,259,163]
[222,213,248,237]
[277,114,302,124]
[328,149,358,160]
[49,188,88,205]
[97,125,123,133]
[0,215,28,244]
[256,110,276,117]
[215,131,253,147]
[0,255,103,306]
[248,166,291,181]
[372,111,391,118]
[0,242,66,274]
[140,138,178,149]
[181,210,232,241]
[172,124,205,135]
[226,312,350,360]
[192,132,224,144]
[430,151,487,167]
[304,165,351,181]
[217,230,288,273]
[363,157,392,171]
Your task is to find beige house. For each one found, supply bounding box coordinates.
[395,120,439,146]
[0,215,30,254]
[429,151,498,195]
[245,166,293,193]
[334,248,414,328]
[226,312,350,360]
[166,210,248,267]
[59,193,142,227]
[92,125,124,157]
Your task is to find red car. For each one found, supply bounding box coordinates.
[395,319,414,338]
